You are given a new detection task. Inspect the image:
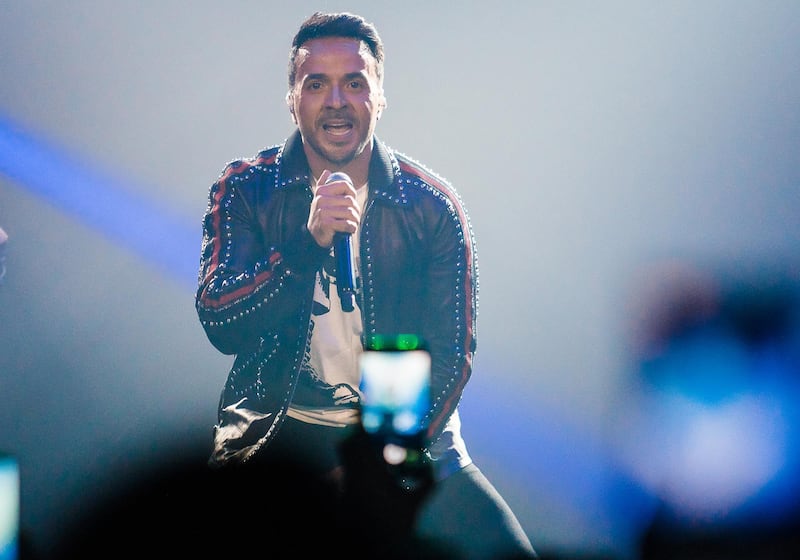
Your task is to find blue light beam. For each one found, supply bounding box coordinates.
[0,113,200,291]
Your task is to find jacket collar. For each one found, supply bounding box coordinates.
[277,129,397,194]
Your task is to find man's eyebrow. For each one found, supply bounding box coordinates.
[304,71,368,81]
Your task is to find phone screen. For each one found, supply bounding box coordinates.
[358,348,431,447]
[0,453,19,560]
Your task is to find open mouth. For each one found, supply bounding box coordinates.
[322,121,353,136]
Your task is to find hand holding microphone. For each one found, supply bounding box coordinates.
[308,171,359,312]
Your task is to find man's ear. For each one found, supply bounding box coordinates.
[377,92,387,120]
[286,91,297,124]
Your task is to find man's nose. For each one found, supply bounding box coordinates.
[326,84,346,108]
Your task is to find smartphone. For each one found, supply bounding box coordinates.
[0,453,19,560]
[358,335,431,449]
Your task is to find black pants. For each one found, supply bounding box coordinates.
[416,463,537,559]
[256,417,537,559]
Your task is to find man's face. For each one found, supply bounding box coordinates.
[289,37,385,171]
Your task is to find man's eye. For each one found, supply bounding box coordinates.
[307,81,323,90]
[349,81,363,90]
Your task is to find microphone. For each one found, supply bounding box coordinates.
[326,172,357,312]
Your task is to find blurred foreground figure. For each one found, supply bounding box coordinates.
[614,259,800,559]
[194,11,536,559]
[50,430,461,559]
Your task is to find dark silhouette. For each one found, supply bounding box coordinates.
[50,427,467,559]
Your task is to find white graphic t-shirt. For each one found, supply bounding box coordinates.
[287,182,368,427]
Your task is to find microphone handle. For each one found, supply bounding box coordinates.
[325,171,357,312]
[334,232,356,312]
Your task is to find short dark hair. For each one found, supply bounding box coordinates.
[288,12,384,89]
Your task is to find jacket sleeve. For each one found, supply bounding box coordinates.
[419,187,479,443]
[194,161,328,355]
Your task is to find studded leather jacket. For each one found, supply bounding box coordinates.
[196,130,478,467]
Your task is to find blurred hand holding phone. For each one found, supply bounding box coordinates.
[356,334,433,489]
[336,335,435,544]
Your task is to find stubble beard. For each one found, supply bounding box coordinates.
[307,134,370,168]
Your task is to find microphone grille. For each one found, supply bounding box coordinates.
[326,171,353,186]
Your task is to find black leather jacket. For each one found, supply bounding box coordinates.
[196,130,478,466]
